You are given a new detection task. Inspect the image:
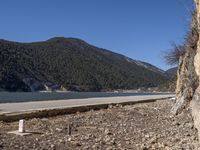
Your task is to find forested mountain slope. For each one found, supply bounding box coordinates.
[0,37,168,91]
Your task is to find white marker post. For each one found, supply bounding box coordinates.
[19,119,25,133]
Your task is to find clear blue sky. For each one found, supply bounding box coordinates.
[0,0,194,70]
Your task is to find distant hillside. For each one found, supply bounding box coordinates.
[159,67,178,92]
[165,67,178,77]
[0,37,169,92]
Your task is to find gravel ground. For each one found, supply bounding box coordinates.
[0,99,199,150]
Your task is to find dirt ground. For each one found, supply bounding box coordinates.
[0,99,199,150]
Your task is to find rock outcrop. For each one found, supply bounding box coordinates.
[171,11,198,115]
[191,0,200,139]
[173,0,200,140]
[22,78,66,92]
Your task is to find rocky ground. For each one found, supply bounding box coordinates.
[0,99,199,150]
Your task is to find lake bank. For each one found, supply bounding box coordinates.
[0,94,174,122]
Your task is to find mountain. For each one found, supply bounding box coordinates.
[133,60,166,75]
[158,67,178,92]
[165,67,178,77]
[0,37,169,92]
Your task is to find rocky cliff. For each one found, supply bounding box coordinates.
[191,0,200,139]
[173,0,200,140]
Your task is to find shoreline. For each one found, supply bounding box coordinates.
[0,94,174,122]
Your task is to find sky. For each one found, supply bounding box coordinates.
[0,0,195,70]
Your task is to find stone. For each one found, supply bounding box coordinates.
[50,144,55,148]
[55,128,62,133]
[104,128,112,135]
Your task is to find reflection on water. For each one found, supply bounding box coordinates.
[0,92,174,103]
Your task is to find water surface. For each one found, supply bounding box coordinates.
[0,92,174,103]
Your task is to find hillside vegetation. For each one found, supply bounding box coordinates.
[0,37,169,92]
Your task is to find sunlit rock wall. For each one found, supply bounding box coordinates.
[174,0,200,139]
[171,10,198,115]
[191,0,200,139]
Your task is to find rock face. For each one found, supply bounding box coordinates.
[171,12,198,115]
[173,0,200,140]
[191,0,200,139]
[22,78,66,92]
[172,44,198,115]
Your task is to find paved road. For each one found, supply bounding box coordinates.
[0,94,175,115]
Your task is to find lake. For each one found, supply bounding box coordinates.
[0,92,174,103]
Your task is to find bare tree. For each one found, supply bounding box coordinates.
[164,42,186,66]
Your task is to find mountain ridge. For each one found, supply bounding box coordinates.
[0,37,172,92]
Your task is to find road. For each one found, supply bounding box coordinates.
[0,94,175,115]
